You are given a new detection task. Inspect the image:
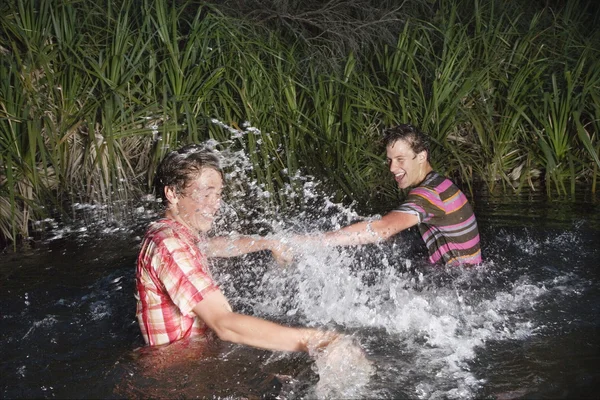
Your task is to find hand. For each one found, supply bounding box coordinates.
[309,333,373,397]
[269,240,295,267]
[305,331,368,361]
[304,330,341,353]
[289,233,317,247]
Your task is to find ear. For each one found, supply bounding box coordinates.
[164,186,179,205]
[417,150,427,162]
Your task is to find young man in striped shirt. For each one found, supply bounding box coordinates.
[292,124,482,266]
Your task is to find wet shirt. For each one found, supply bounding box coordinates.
[395,171,482,265]
[135,218,218,346]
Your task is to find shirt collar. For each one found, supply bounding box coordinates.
[158,217,204,245]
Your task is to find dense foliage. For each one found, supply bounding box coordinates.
[1,0,599,245]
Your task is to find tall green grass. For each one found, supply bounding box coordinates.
[1,0,599,246]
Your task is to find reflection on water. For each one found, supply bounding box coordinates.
[1,134,599,399]
[111,337,305,399]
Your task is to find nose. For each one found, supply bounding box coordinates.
[207,194,222,213]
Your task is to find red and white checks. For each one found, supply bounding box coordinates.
[135,218,218,346]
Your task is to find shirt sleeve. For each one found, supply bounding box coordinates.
[155,236,218,317]
[395,186,446,224]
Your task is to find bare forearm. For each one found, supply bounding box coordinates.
[325,221,385,246]
[194,291,335,352]
[206,235,274,258]
[212,312,323,352]
[299,220,387,247]
[295,212,417,248]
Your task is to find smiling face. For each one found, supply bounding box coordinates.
[165,167,223,233]
[386,138,430,189]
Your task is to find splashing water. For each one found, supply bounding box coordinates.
[309,336,374,399]
[1,120,599,399]
[202,121,598,398]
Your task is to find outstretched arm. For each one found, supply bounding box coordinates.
[205,235,292,265]
[193,289,337,352]
[294,211,419,247]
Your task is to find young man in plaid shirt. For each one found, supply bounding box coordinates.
[136,143,338,352]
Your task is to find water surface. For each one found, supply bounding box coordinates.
[2,158,599,399]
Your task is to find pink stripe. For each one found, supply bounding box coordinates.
[399,203,427,216]
[445,250,482,265]
[429,234,481,263]
[430,249,444,264]
[441,213,477,231]
[435,179,453,192]
[451,234,481,250]
[412,187,444,210]
[421,225,435,241]
[421,215,476,241]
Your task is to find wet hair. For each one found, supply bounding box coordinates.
[382,124,431,161]
[154,143,223,206]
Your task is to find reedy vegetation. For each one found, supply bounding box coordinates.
[0,0,599,245]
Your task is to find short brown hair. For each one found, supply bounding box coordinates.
[383,124,431,161]
[154,144,223,206]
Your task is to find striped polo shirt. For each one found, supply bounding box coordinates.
[395,171,482,265]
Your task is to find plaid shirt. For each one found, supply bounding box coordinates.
[135,218,218,346]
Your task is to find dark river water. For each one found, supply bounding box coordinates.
[1,178,599,399]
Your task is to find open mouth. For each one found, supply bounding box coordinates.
[394,172,406,184]
[199,213,215,221]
